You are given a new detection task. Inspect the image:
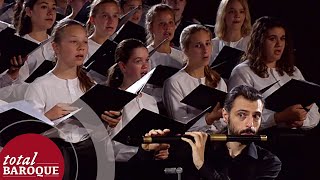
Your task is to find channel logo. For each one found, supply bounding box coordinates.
[0,134,64,179]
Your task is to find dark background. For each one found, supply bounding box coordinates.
[182,0,320,85]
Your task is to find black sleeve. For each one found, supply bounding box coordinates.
[256,153,282,180]
[129,147,155,161]
[198,161,228,180]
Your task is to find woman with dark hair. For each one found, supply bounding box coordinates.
[163,24,227,133]
[14,0,56,74]
[107,38,164,161]
[16,0,56,42]
[228,16,319,130]
[0,0,57,101]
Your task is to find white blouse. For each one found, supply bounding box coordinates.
[0,99,7,105]
[163,70,227,133]
[111,92,158,161]
[0,20,12,31]
[24,72,89,143]
[210,36,250,65]
[228,60,320,130]
[147,45,187,70]
[144,46,187,103]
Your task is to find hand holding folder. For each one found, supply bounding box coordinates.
[0,27,39,74]
[264,79,320,112]
[71,84,137,124]
[181,81,281,112]
[112,107,210,146]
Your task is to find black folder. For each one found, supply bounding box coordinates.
[116,5,140,32]
[0,108,53,146]
[112,107,209,146]
[25,60,56,83]
[147,65,179,87]
[264,79,320,112]
[210,46,244,79]
[0,27,39,74]
[113,21,146,44]
[83,5,142,77]
[181,84,227,111]
[72,84,137,119]
[83,39,118,77]
[73,1,91,24]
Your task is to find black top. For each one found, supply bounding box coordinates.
[130,141,280,180]
[187,142,281,180]
[171,18,194,48]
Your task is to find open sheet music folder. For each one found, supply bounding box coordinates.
[210,46,244,79]
[83,39,118,77]
[0,101,53,146]
[181,84,227,111]
[264,79,320,112]
[112,107,210,146]
[72,84,137,121]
